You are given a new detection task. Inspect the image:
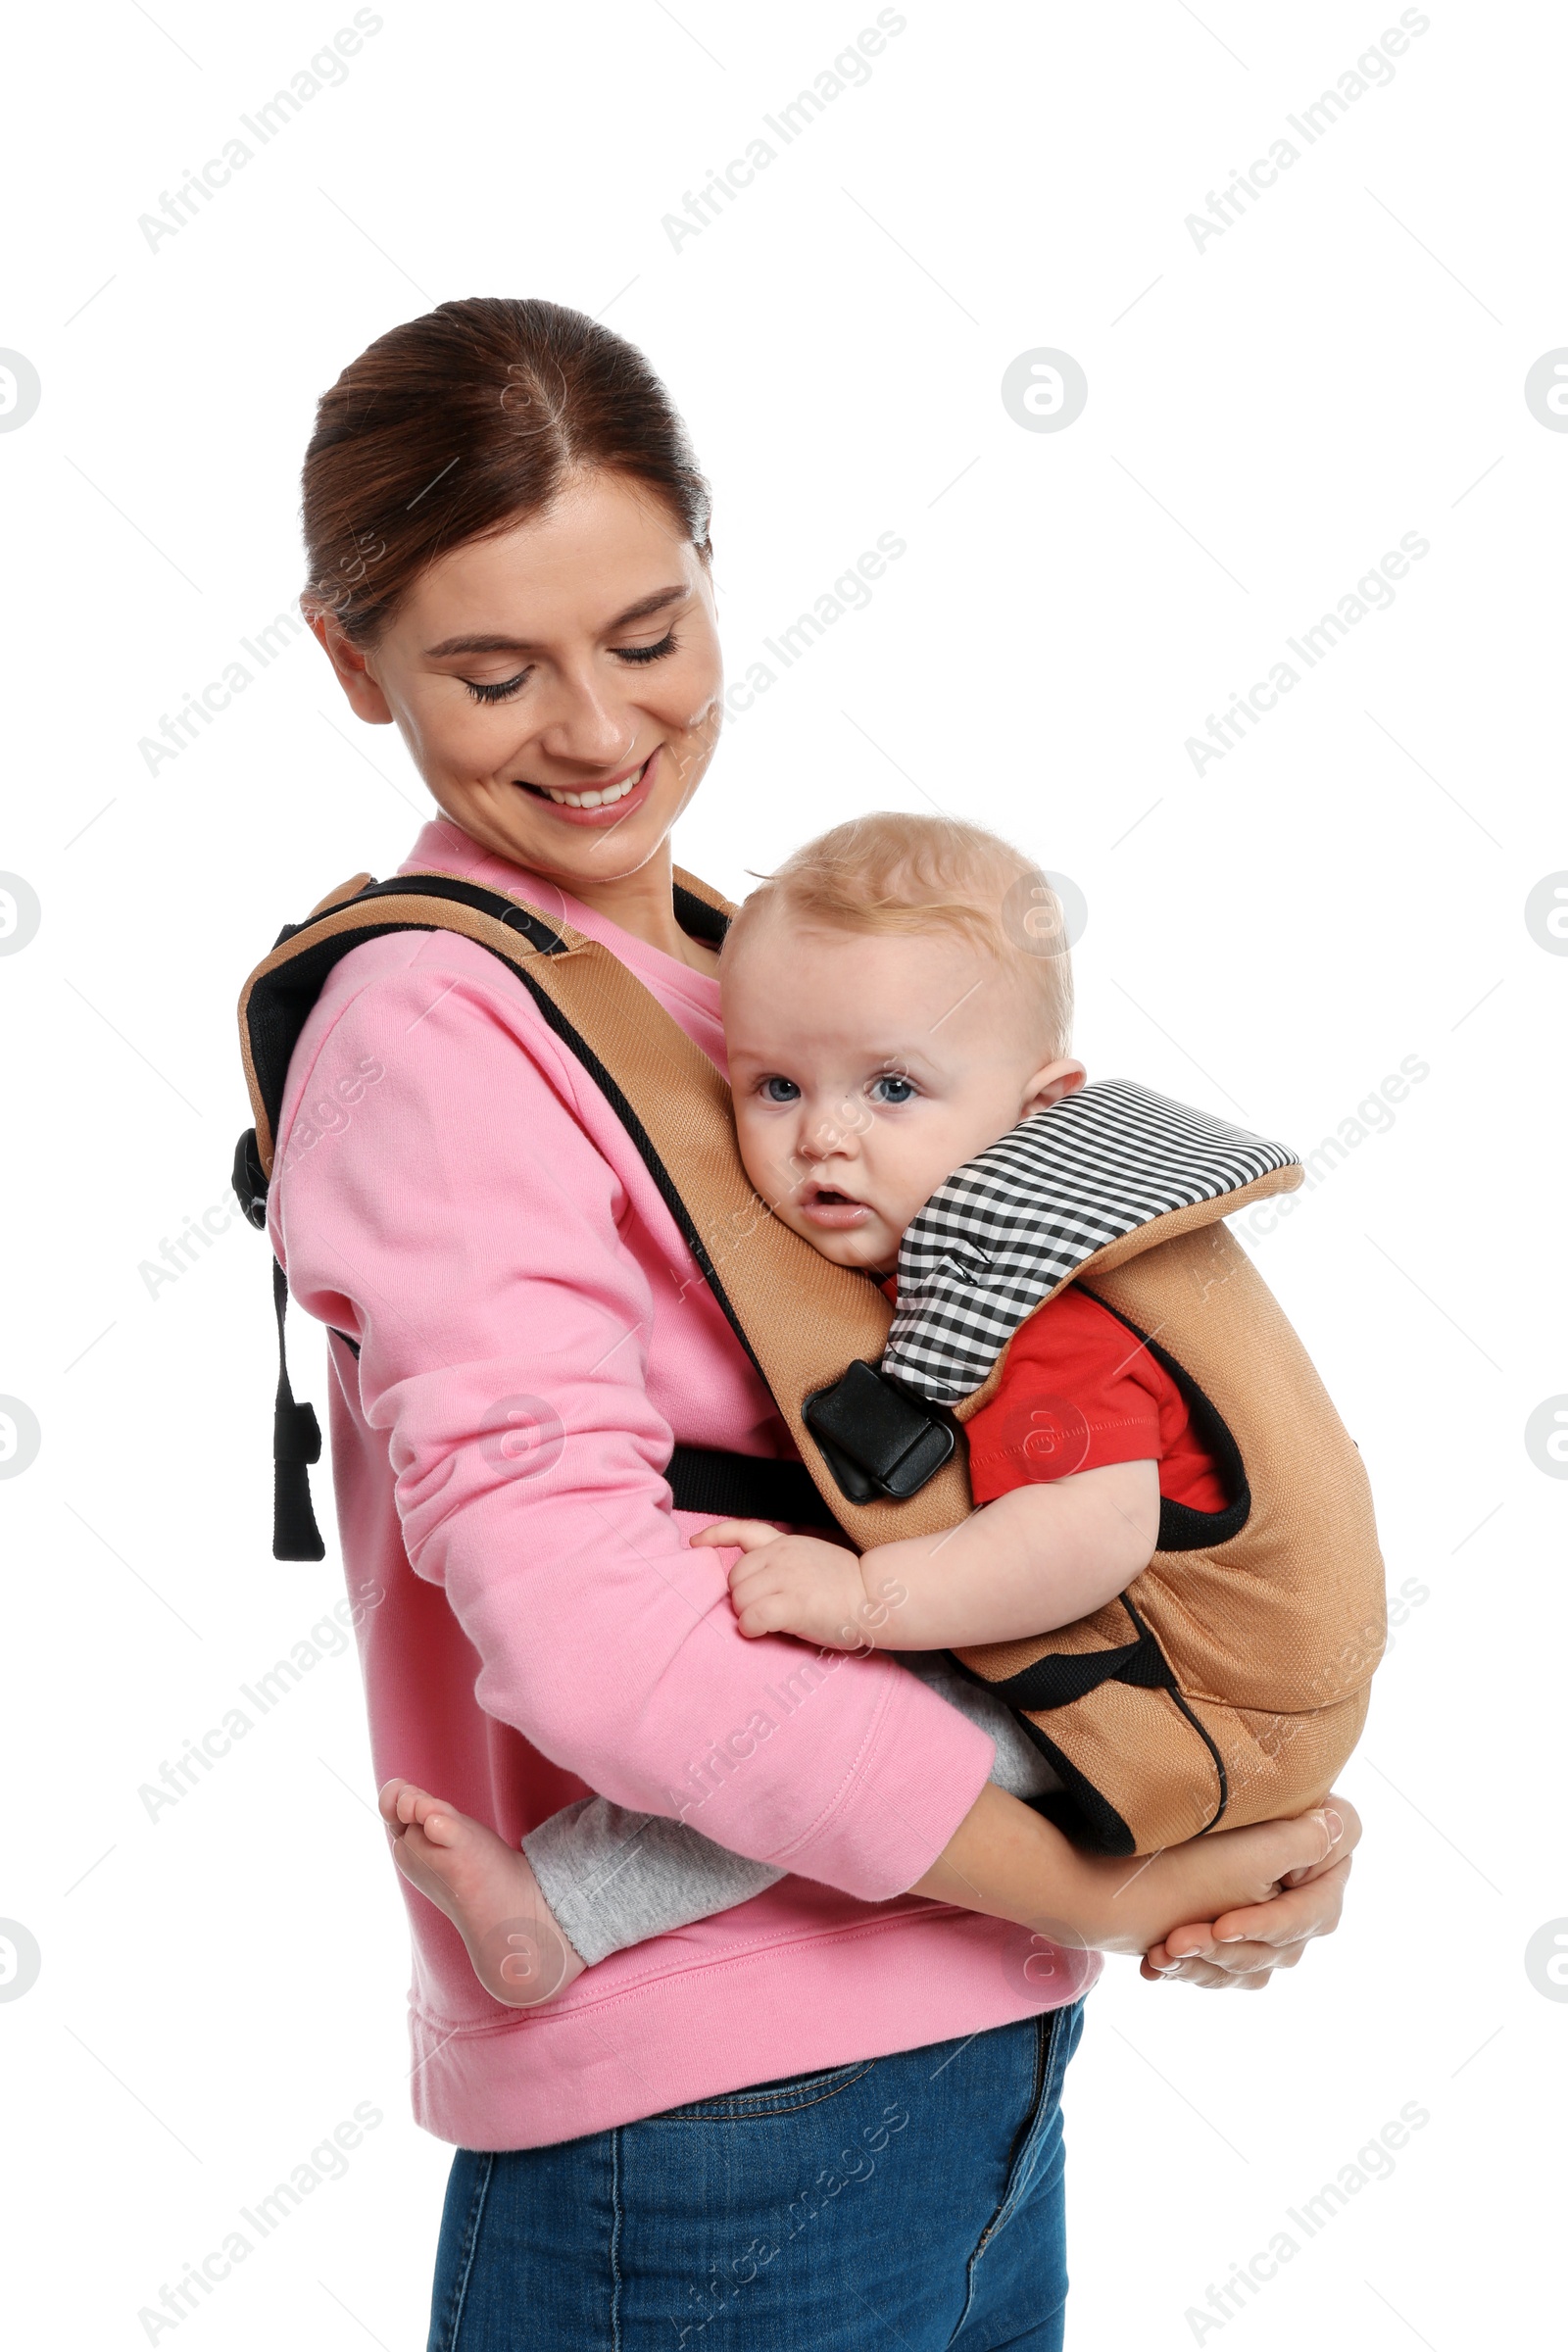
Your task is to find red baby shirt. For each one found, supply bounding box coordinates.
[958,1285,1229,1511]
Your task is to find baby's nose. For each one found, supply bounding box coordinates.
[807,1113,859,1158]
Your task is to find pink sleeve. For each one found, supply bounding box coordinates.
[270,938,994,1902]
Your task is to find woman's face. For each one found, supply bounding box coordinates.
[311,469,723,891]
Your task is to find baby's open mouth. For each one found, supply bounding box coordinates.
[800,1184,871,1228]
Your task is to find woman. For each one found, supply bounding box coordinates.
[277,298,1358,2349]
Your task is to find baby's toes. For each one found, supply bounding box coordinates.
[377,1777,413,1829]
[404,1789,461,1841]
[379,1779,457,1838]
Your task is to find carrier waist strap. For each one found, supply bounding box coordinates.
[322,1324,828,1534]
[665,1446,834,1528]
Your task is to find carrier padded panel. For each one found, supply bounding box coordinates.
[952,1221,1385,1847]
[885,1081,1298,1404]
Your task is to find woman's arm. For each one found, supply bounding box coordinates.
[909,1782,1359,1988]
[272,935,1000,1900]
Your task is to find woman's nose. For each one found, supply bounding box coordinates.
[532,669,639,769]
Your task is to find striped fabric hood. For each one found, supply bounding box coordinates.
[881,1081,1298,1404]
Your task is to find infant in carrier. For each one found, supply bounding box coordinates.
[378,811,1380,2003]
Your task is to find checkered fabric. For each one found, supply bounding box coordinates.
[882,1081,1298,1403]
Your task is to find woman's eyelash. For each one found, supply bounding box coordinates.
[615,629,678,665]
[461,631,678,703]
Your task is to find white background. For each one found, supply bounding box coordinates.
[2,2,1563,2345]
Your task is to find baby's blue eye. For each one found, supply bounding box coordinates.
[761,1076,801,1102]
[872,1075,916,1104]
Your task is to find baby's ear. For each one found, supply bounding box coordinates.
[1021,1057,1087,1117]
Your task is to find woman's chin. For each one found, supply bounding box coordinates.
[439,782,672,885]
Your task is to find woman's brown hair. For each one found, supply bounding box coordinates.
[300,297,711,644]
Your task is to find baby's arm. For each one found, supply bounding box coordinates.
[695,1459,1159,1652]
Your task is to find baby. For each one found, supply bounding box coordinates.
[381,812,1231,2002]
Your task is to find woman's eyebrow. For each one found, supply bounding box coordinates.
[423,585,689,660]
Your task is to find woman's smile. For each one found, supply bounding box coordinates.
[514,747,658,824]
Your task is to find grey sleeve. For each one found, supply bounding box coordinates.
[521,1797,784,1968]
[520,1655,1060,1969]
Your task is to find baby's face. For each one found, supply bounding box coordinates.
[722,911,1084,1273]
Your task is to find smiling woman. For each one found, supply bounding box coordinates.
[302,300,727,969]
[270,298,1360,2352]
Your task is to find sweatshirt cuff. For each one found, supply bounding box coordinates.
[771,1658,999,1903]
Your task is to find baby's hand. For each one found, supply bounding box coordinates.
[692,1519,872,1649]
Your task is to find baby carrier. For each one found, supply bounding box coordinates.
[233,865,1385,1856]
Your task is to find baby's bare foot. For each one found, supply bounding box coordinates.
[377,1779,586,2007]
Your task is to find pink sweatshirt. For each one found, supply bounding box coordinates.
[270,814,1100,2150]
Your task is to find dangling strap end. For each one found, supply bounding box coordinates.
[270,1256,327,1562]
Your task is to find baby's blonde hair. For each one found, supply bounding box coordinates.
[724,812,1074,1057]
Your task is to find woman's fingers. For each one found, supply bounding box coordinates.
[1204,1852,1352,1951]
[1281,1791,1361,1886]
[1143,1933,1312,1984]
[1263,1803,1347,1883]
[1141,1944,1296,1988]
[1196,1801,1348,1912]
[1148,1854,1352,1979]
[1141,1805,1359,1986]
[1150,1798,1359,1968]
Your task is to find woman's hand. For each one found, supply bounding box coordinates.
[1138,1793,1359,1989]
[909,1784,1360,1990]
[1047,1802,1354,1971]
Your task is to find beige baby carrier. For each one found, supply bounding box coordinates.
[234,865,1385,1856]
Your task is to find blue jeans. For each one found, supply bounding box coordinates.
[427,1998,1086,2350]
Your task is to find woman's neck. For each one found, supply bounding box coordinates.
[547,842,718,974]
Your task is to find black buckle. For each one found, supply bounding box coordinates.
[232,1127,270,1230]
[273,1396,322,1466]
[803,1360,957,1503]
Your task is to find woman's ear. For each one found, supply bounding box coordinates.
[1019,1057,1087,1118]
[304,603,396,725]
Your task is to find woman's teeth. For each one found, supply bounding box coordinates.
[537,764,643,809]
